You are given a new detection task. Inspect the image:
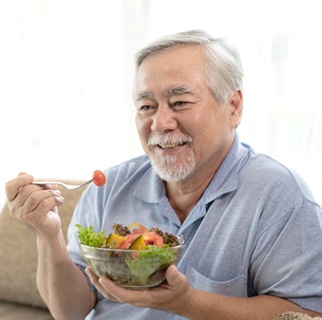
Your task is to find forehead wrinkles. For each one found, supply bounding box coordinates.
[135,85,197,102]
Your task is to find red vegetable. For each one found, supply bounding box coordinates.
[92,170,106,186]
[142,232,164,246]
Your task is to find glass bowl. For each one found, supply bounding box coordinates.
[79,234,185,289]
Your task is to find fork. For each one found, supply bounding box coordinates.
[33,179,93,190]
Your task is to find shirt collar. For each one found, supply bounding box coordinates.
[204,133,251,203]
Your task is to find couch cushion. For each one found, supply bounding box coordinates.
[0,181,86,309]
[0,301,54,320]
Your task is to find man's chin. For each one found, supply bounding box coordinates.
[151,163,194,182]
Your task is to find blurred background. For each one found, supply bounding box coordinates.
[0,0,321,207]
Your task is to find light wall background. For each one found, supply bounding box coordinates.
[1,0,321,207]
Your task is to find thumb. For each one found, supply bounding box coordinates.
[165,265,184,285]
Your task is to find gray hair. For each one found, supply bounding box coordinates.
[135,29,244,105]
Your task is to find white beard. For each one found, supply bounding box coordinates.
[151,152,196,182]
[148,133,195,182]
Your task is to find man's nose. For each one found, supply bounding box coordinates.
[151,105,177,133]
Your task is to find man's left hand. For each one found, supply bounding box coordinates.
[86,265,192,314]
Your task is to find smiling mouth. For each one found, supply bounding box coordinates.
[158,142,187,149]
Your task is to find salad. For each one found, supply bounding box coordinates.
[76,223,184,288]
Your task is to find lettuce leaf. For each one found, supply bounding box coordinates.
[76,224,105,247]
[125,245,177,284]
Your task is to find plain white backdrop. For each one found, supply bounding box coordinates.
[1,0,321,207]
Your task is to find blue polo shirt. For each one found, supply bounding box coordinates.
[67,135,322,319]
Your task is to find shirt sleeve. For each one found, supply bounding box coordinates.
[250,198,322,312]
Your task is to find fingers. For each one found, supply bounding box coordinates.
[85,267,120,302]
[6,172,64,225]
[85,267,100,288]
[102,276,163,308]
[86,267,149,305]
[85,265,189,311]
[165,265,180,284]
[21,188,62,212]
[165,265,189,291]
[5,173,34,201]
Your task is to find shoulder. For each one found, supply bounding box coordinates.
[240,152,317,205]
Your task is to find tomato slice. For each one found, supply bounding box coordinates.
[92,170,106,186]
[118,233,141,249]
[142,232,164,246]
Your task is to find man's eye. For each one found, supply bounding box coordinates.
[138,104,155,113]
[173,101,187,107]
[137,104,150,111]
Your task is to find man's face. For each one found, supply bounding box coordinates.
[134,45,242,182]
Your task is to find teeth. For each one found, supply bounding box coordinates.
[159,142,184,149]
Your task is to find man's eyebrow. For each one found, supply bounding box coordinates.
[135,86,196,102]
[166,86,196,96]
[135,91,155,102]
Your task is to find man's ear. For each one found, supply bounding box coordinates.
[229,90,243,128]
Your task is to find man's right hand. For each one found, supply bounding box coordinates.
[5,172,64,240]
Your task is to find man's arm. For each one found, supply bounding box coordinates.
[37,231,96,320]
[87,265,322,320]
[176,286,321,320]
[5,174,96,320]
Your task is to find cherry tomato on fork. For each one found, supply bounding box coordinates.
[92,170,106,186]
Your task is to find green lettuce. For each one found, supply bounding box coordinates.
[75,224,105,247]
[125,245,177,284]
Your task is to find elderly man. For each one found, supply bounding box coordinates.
[6,30,322,319]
